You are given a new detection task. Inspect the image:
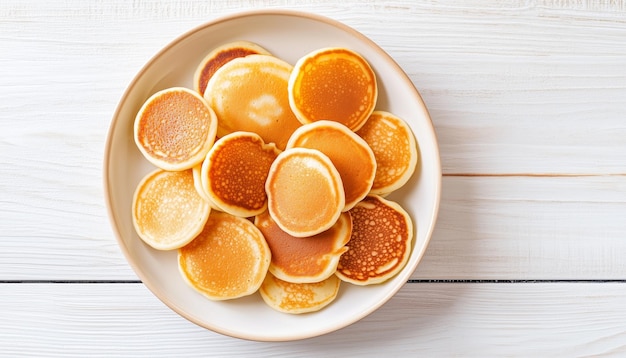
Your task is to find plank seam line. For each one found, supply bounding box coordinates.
[443,173,626,178]
[0,280,143,284]
[407,279,626,283]
[0,279,625,284]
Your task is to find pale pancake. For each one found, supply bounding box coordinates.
[288,47,377,131]
[194,41,271,96]
[134,87,218,171]
[260,272,341,314]
[266,148,345,237]
[132,169,211,250]
[336,195,413,285]
[204,54,302,149]
[287,120,376,211]
[201,132,280,217]
[255,211,351,283]
[356,111,418,195]
[178,211,271,301]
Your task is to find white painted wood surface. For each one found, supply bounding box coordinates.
[1,0,625,355]
[2,283,626,357]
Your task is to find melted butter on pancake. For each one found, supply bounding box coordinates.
[248,93,283,126]
[336,195,413,285]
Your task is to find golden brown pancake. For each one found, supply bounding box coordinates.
[178,211,271,300]
[287,120,376,211]
[204,54,302,149]
[134,87,218,171]
[194,41,271,96]
[132,169,211,250]
[255,211,351,283]
[288,47,377,131]
[201,132,280,217]
[259,272,341,314]
[336,195,413,285]
[356,111,418,195]
[266,148,345,237]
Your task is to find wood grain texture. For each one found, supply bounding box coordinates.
[1,0,626,355]
[1,0,625,280]
[2,176,625,280]
[415,175,626,280]
[2,283,625,357]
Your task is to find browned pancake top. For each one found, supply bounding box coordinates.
[133,169,211,250]
[290,48,376,131]
[205,133,279,216]
[356,111,418,194]
[255,211,350,279]
[260,273,340,314]
[287,121,376,211]
[337,195,412,284]
[178,212,270,300]
[136,88,214,167]
[266,148,345,237]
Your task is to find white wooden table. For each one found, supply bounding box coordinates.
[2,1,626,356]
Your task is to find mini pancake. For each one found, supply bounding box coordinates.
[255,211,351,283]
[191,164,212,202]
[132,169,211,250]
[288,47,377,131]
[336,195,413,285]
[201,132,280,217]
[134,87,218,171]
[204,54,302,149]
[266,148,345,237]
[191,164,221,211]
[356,111,418,195]
[287,120,376,211]
[260,272,341,314]
[178,211,271,301]
[194,41,271,96]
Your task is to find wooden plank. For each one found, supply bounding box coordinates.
[2,175,625,280]
[1,282,625,356]
[2,0,625,356]
[414,175,626,280]
[1,1,625,278]
[0,0,624,185]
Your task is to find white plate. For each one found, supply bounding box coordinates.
[104,9,441,341]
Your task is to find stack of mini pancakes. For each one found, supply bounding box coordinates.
[131,41,419,314]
